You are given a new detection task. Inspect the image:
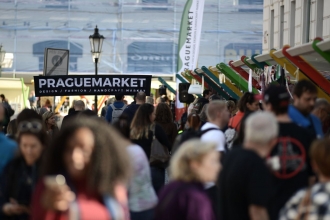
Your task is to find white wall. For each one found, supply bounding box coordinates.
[263,0,328,53]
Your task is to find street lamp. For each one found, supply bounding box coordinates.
[0,45,6,78]
[89,26,104,114]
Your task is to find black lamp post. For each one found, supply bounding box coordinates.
[89,26,104,114]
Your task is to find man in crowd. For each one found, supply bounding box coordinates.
[0,94,15,134]
[201,100,229,153]
[61,100,85,128]
[200,100,229,217]
[288,80,323,138]
[219,111,278,220]
[122,92,146,124]
[0,104,17,174]
[193,89,211,114]
[312,98,330,135]
[105,94,127,124]
[263,85,314,220]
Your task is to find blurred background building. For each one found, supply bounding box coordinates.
[0,0,263,84]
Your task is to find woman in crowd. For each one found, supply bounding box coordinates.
[31,116,131,220]
[114,115,158,220]
[155,140,220,220]
[155,103,177,146]
[280,138,330,219]
[226,100,236,118]
[178,113,201,145]
[6,119,17,140]
[232,110,254,147]
[42,111,59,139]
[154,103,177,185]
[229,92,259,131]
[0,120,48,220]
[199,104,209,127]
[130,103,171,193]
[172,113,201,154]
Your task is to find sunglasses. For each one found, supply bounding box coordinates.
[18,121,43,133]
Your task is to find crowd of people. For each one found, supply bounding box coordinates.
[0,78,330,220]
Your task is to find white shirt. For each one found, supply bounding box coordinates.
[201,122,226,152]
[200,122,225,189]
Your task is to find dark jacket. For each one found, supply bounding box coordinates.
[122,104,140,125]
[131,123,171,160]
[197,97,209,106]
[0,157,40,220]
[61,110,81,129]
[156,122,178,146]
[155,181,215,220]
[101,106,108,118]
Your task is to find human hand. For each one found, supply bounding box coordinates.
[42,175,75,211]
[2,199,27,216]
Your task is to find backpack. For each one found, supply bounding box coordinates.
[179,128,219,145]
[110,104,126,124]
[224,118,241,150]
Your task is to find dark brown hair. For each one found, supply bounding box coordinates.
[17,122,49,150]
[237,92,256,112]
[187,113,201,131]
[130,103,154,139]
[42,116,131,195]
[293,79,317,98]
[155,103,173,124]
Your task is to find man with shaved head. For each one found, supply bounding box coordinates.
[122,91,146,125]
[199,100,230,217]
[201,100,230,153]
[0,104,17,174]
[61,100,86,128]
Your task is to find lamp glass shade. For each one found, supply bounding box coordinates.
[89,26,104,62]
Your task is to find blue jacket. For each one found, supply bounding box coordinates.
[288,105,323,138]
[122,104,141,125]
[0,132,18,175]
[105,101,126,123]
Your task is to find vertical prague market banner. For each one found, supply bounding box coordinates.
[176,0,206,121]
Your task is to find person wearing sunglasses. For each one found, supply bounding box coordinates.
[42,111,59,139]
[0,121,48,220]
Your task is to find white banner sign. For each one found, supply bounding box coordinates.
[175,0,205,120]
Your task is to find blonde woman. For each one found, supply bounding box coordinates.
[42,111,59,139]
[155,140,220,220]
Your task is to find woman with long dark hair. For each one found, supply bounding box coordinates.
[179,113,201,145]
[130,103,171,194]
[0,120,48,220]
[155,103,177,146]
[229,92,260,131]
[31,116,131,220]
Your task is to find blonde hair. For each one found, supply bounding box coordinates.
[170,140,217,182]
[206,100,226,121]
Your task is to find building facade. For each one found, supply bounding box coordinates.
[263,0,330,52]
